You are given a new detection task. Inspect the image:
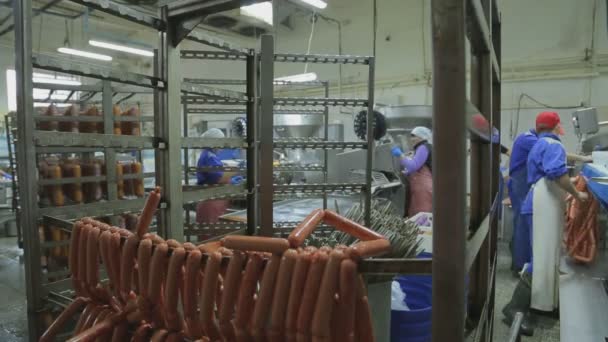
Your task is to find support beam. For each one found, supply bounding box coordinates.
[258,35,274,236]
[246,52,258,235]
[431,0,467,341]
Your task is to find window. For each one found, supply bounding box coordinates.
[5,69,81,110]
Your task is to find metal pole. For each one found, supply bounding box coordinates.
[364,57,376,226]
[102,81,118,227]
[182,101,190,241]
[157,7,184,240]
[246,51,258,235]
[431,0,467,341]
[15,0,44,338]
[323,81,329,210]
[258,35,274,236]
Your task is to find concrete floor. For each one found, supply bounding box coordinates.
[0,236,561,342]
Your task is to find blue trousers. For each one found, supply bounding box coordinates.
[509,168,532,270]
[521,213,533,274]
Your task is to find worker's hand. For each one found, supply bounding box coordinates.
[391,146,404,157]
[230,175,244,185]
[576,191,589,202]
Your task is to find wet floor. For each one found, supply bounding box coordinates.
[0,237,28,341]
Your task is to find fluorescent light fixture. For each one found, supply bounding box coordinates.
[241,2,273,25]
[57,47,113,61]
[297,0,327,9]
[275,72,318,83]
[6,69,16,111]
[89,40,154,57]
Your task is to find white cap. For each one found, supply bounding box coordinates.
[411,126,432,144]
[201,128,225,139]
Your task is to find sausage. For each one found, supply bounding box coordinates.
[165,332,184,342]
[349,239,391,259]
[200,251,222,341]
[354,276,375,342]
[199,241,222,254]
[234,253,264,341]
[148,243,169,327]
[110,323,128,342]
[47,164,65,206]
[58,105,80,132]
[109,232,123,298]
[128,323,153,342]
[132,162,144,198]
[222,235,290,254]
[135,187,161,238]
[312,250,345,340]
[70,222,84,295]
[39,297,88,342]
[74,303,94,334]
[285,250,312,342]
[81,160,103,203]
[67,313,118,342]
[288,209,324,248]
[86,226,101,296]
[165,247,186,332]
[336,259,357,342]
[137,239,153,302]
[251,254,282,340]
[322,210,385,241]
[119,234,139,301]
[80,305,104,333]
[218,250,245,340]
[113,105,122,135]
[296,251,329,342]
[150,329,169,342]
[98,231,115,292]
[116,164,125,199]
[268,249,297,342]
[184,249,203,338]
[78,225,92,297]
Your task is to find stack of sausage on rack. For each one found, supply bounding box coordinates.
[40,189,391,342]
[36,104,141,135]
[564,176,599,264]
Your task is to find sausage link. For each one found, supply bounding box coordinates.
[86,226,101,296]
[39,297,88,342]
[148,243,169,328]
[322,210,385,241]
[109,232,123,299]
[218,250,245,340]
[235,253,264,341]
[285,250,312,342]
[150,329,169,342]
[222,235,290,254]
[135,187,161,238]
[137,239,153,302]
[119,234,139,301]
[354,276,375,342]
[74,303,94,334]
[336,259,357,342]
[81,305,104,333]
[165,332,184,342]
[251,254,282,340]
[288,209,324,248]
[165,247,186,332]
[129,323,153,342]
[296,251,329,342]
[67,314,117,342]
[349,239,391,259]
[98,231,115,293]
[77,225,92,297]
[70,222,84,295]
[200,251,222,341]
[268,249,298,342]
[184,249,203,338]
[312,250,344,339]
[109,323,128,342]
[199,241,222,254]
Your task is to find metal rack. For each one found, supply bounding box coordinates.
[14,0,266,339]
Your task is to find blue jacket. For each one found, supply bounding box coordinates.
[196,150,223,185]
[509,129,538,175]
[521,133,567,214]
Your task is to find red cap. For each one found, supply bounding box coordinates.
[535,111,564,135]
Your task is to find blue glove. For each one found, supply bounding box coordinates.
[391,146,403,157]
[230,175,244,185]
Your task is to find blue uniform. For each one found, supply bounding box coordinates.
[508,129,538,270]
[196,150,224,185]
[521,133,568,274]
[215,149,241,160]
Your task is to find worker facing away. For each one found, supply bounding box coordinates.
[196,128,244,225]
[502,111,589,335]
[508,115,592,272]
[392,126,433,217]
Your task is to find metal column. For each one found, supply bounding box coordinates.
[246,52,259,235]
[102,81,118,226]
[431,0,467,341]
[364,57,376,226]
[15,0,44,338]
[156,7,184,240]
[323,82,329,210]
[258,35,274,236]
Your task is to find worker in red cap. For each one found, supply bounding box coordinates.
[502,111,590,335]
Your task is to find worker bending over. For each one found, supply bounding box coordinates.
[508,114,591,272]
[503,112,589,335]
[392,126,433,217]
[196,128,243,224]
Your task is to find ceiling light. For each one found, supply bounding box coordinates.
[89,40,154,57]
[297,0,327,9]
[57,47,112,61]
[275,72,318,83]
[241,2,273,26]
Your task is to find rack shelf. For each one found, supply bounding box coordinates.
[181,50,248,61]
[274,140,367,150]
[182,96,247,105]
[185,30,250,55]
[182,184,248,204]
[274,97,367,107]
[66,0,162,29]
[181,82,247,101]
[38,198,147,219]
[273,183,366,194]
[274,53,371,65]
[181,137,247,149]
[34,131,161,149]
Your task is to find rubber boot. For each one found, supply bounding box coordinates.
[502,279,535,336]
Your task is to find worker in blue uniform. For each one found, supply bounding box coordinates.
[195,128,243,224]
[502,112,590,335]
[508,121,591,272]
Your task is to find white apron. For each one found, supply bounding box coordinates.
[531,177,565,311]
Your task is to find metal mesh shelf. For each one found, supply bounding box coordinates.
[274,140,367,150]
[181,83,247,101]
[38,198,147,219]
[274,97,368,107]
[67,0,162,29]
[274,53,371,65]
[273,183,366,194]
[182,96,248,105]
[181,50,248,60]
[38,172,155,186]
[186,30,250,55]
[186,108,246,115]
[34,131,160,149]
[182,184,248,204]
[181,137,247,149]
[274,165,325,172]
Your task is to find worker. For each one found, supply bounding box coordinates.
[391,126,433,217]
[195,128,243,224]
[508,116,591,273]
[502,112,589,335]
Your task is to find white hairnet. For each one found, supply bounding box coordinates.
[411,126,432,143]
[201,128,225,139]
